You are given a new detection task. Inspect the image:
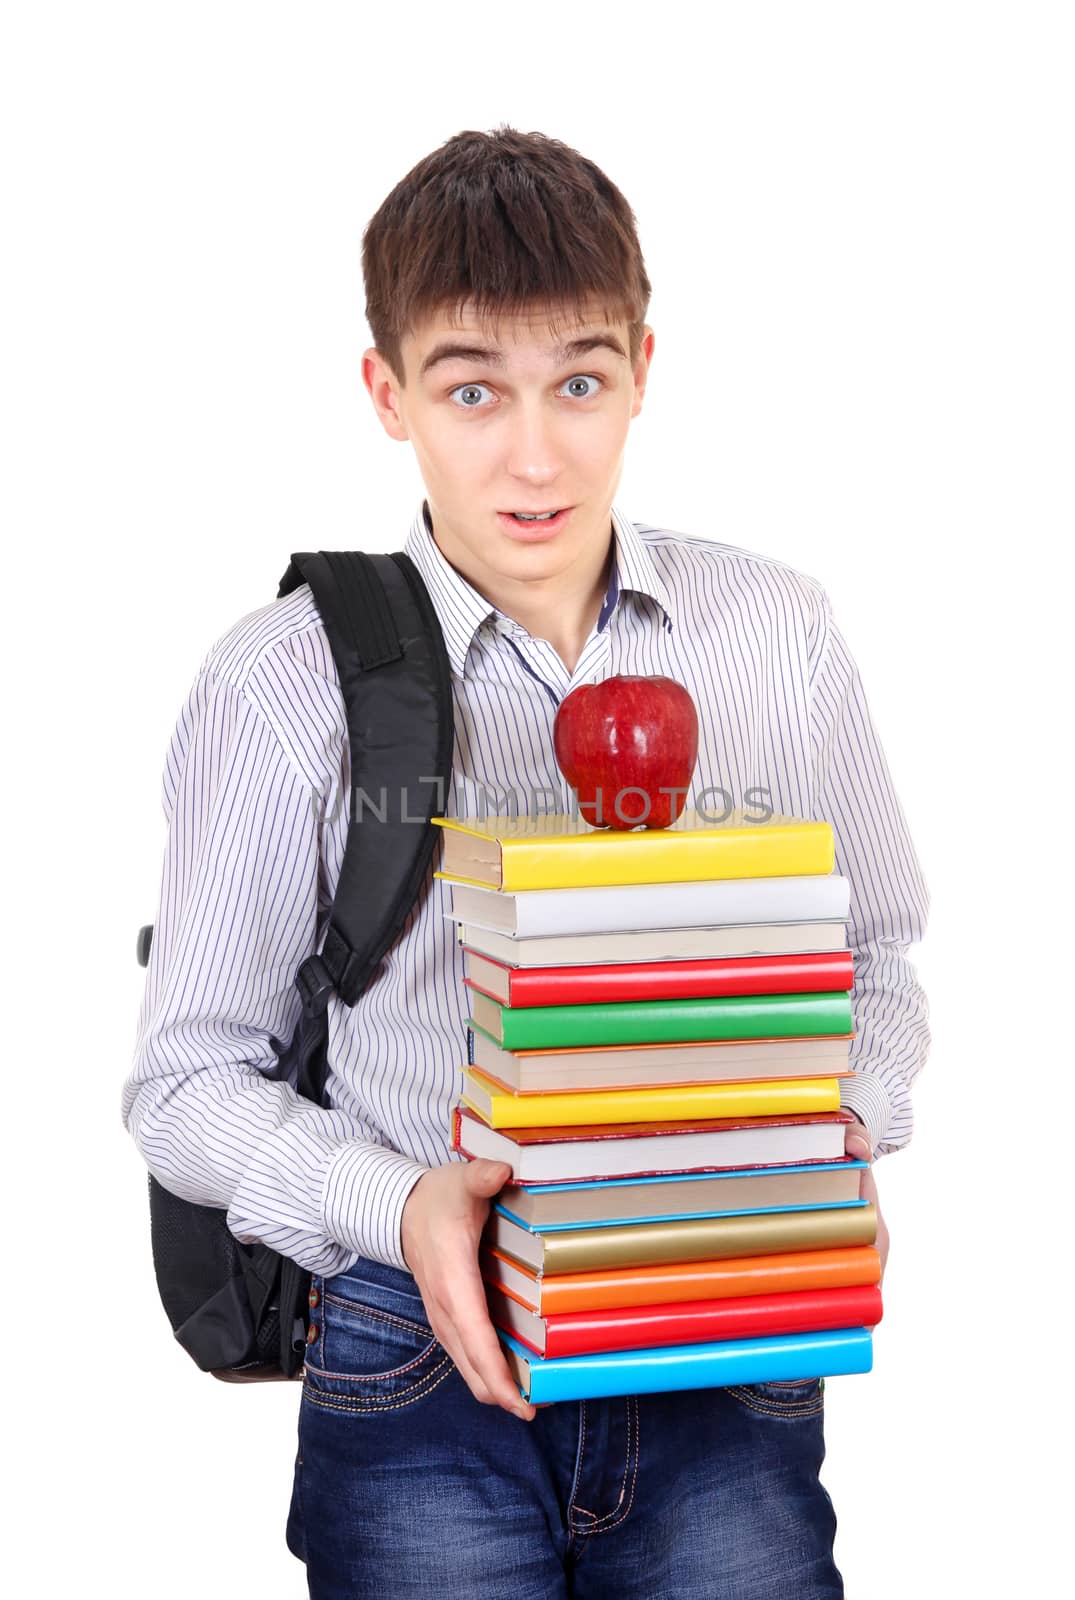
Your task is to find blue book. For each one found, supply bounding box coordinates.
[495,1160,868,1231]
[499,1325,874,1404]
[493,1195,869,1235]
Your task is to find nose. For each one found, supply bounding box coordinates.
[503,395,564,487]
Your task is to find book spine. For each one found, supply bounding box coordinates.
[495,990,854,1050]
[525,1283,884,1359]
[496,951,854,1007]
[466,1074,842,1129]
[530,1203,879,1274]
[500,824,835,890]
[510,875,853,936]
[501,1325,874,1403]
[455,1105,856,1184]
[505,1159,864,1196]
[454,918,849,965]
[495,1199,864,1232]
[526,1245,884,1316]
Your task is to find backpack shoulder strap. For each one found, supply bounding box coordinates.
[277,549,454,1012]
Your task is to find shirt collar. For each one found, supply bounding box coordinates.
[402,498,674,680]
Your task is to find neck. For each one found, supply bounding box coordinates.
[428,506,615,673]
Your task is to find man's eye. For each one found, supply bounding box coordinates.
[559,373,604,400]
[447,373,605,408]
[448,382,495,408]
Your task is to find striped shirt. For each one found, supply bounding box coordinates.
[122,498,930,1276]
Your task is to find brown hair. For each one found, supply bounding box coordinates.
[362,125,652,386]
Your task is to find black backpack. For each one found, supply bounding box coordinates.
[134,549,454,1382]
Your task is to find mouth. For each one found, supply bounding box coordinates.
[497,506,574,539]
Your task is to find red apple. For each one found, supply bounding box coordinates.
[553,674,699,830]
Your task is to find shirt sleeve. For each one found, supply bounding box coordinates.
[808,589,932,1159]
[121,666,429,1274]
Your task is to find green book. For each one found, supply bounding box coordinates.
[465,988,854,1052]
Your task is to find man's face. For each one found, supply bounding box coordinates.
[362,298,654,592]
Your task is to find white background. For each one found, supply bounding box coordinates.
[4,3,1072,1595]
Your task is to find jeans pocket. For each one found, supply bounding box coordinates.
[731,1376,825,1414]
[302,1259,452,1413]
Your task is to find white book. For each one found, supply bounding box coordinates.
[450,919,848,967]
[445,874,851,938]
[454,1106,850,1182]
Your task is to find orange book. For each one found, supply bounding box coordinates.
[480,1242,882,1317]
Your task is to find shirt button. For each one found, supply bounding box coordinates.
[308,1286,320,1309]
[306,1323,319,1344]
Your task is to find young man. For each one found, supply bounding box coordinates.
[124,126,929,1597]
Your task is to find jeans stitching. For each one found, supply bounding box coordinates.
[302,1355,455,1412]
[305,1339,441,1382]
[579,1398,631,1531]
[724,1384,825,1418]
[577,1396,639,1536]
[567,1402,594,1529]
[316,1291,434,1378]
[322,1291,430,1337]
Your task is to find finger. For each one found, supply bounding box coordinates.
[430,1256,536,1419]
[427,1297,523,1413]
[439,1310,535,1420]
[463,1158,513,1197]
[411,1263,507,1409]
[435,1321,499,1406]
[450,1287,537,1419]
[444,1258,537,1418]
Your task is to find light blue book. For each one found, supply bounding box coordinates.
[497,1160,869,1232]
[499,1325,874,1404]
[494,1196,870,1235]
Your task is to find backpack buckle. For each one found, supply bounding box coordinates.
[296,954,334,1017]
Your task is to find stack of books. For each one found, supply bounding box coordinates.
[432,807,881,1406]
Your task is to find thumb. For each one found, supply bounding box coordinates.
[845,1117,873,1164]
[463,1158,512,1195]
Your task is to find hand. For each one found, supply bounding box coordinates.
[401,1158,537,1423]
[845,1115,889,1319]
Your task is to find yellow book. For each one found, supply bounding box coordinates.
[460,1064,842,1129]
[432,807,834,891]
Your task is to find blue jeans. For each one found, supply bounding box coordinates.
[285,1255,844,1598]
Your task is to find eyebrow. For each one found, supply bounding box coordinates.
[418,332,628,380]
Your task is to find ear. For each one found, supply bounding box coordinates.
[630,326,656,417]
[362,347,410,442]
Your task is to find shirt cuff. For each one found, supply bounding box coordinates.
[321,1140,431,1271]
[839,1072,893,1158]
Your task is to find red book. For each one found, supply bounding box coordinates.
[483,1279,884,1358]
[462,948,854,1008]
